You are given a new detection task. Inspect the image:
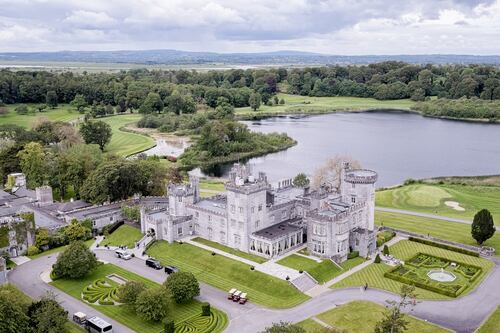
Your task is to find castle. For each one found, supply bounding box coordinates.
[141,163,378,262]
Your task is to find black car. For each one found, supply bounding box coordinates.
[145,258,162,270]
[164,265,179,274]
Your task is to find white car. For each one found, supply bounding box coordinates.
[115,249,132,260]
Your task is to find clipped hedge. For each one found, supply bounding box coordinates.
[408,237,479,257]
[384,269,462,297]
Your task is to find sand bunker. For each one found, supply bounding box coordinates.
[444,201,465,211]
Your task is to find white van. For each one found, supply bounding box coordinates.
[86,316,112,333]
[115,249,132,260]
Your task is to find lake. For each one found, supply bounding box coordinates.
[201,111,500,188]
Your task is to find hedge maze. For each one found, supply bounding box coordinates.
[385,253,482,297]
[174,309,228,333]
[82,278,121,305]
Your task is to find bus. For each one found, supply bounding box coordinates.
[85,316,113,333]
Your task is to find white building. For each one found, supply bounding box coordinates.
[141,163,377,262]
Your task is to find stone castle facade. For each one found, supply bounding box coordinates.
[141,163,378,262]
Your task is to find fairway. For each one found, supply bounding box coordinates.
[236,93,415,115]
[100,224,143,249]
[332,240,493,300]
[100,114,155,156]
[298,301,451,333]
[376,184,500,225]
[375,211,500,255]
[0,103,82,127]
[51,263,228,333]
[147,241,309,308]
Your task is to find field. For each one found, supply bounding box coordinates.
[236,93,415,116]
[297,301,451,333]
[51,263,228,333]
[99,114,155,156]
[199,180,226,198]
[0,103,82,127]
[477,306,500,333]
[100,224,143,249]
[147,240,309,308]
[191,237,268,264]
[277,254,365,284]
[332,240,493,300]
[376,183,500,225]
[375,211,500,255]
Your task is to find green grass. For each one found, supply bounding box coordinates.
[277,254,365,284]
[99,114,155,157]
[51,263,227,333]
[375,211,500,256]
[147,241,309,308]
[191,237,268,264]
[65,322,86,333]
[100,224,143,249]
[0,103,82,128]
[28,239,95,259]
[199,180,225,192]
[477,306,500,333]
[298,301,451,333]
[376,183,500,225]
[332,240,493,300]
[236,93,415,116]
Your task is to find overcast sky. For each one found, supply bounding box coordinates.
[0,0,499,54]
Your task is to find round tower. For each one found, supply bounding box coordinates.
[341,168,378,230]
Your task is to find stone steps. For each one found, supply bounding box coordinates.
[290,273,317,292]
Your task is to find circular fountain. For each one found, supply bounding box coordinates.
[427,268,456,282]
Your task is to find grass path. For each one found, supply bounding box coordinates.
[332,240,493,300]
[0,104,82,127]
[376,184,500,225]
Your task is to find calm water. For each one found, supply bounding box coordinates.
[203,111,500,188]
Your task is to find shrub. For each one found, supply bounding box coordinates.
[383,245,389,256]
[164,320,175,333]
[52,241,99,279]
[118,281,146,304]
[135,288,169,322]
[201,302,210,316]
[27,245,41,256]
[164,272,200,304]
[408,237,479,257]
[347,251,359,259]
[374,254,381,263]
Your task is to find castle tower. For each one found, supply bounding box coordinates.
[167,183,194,217]
[35,185,53,206]
[225,164,268,251]
[341,165,378,230]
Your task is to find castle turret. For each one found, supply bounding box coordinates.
[36,186,53,206]
[167,182,195,217]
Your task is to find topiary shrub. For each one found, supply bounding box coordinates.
[374,254,381,263]
[164,319,175,333]
[383,245,389,256]
[201,302,210,316]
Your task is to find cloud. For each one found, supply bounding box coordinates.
[0,0,498,54]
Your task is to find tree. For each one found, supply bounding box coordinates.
[140,92,164,114]
[471,209,496,245]
[374,285,417,333]
[17,142,47,188]
[52,240,99,279]
[63,220,90,242]
[35,228,50,249]
[45,91,58,108]
[28,295,68,333]
[410,88,426,102]
[165,90,196,114]
[279,98,285,105]
[121,205,140,223]
[164,320,175,333]
[70,94,87,112]
[374,254,381,263]
[135,287,169,322]
[164,271,200,303]
[15,104,29,115]
[36,104,48,112]
[293,173,310,188]
[213,97,235,119]
[260,321,305,333]
[249,92,262,111]
[118,281,146,304]
[0,285,31,333]
[312,155,361,192]
[80,120,112,151]
[383,245,390,256]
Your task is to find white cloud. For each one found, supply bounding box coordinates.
[64,10,117,29]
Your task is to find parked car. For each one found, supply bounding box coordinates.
[164,265,179,274]
[239,293,248,304]
[85,316,113,333]
[115,249,132,260]
[232,290,242,302]
[145,258,162,270]
[73,312,87,325]
[227,288,237,300]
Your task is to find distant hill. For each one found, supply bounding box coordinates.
[0,49,499,65]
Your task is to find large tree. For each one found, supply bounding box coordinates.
[0,285,31,333]
[134,288,169,322]
[248,92,262,111]
[79,120,112,151]
[374,285,417,333]
[471,209,496,245]
[140,92,164,114]
[52,240,99,279]
[312,155,361,192]
[28,295,68,333]
[17,142,48,188]
[63,220,91,242]
[118,281,146,304]
[164,271,200,303]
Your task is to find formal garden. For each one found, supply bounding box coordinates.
[332,239,493,300]
[147,240,310,308]
[50,241,228,333]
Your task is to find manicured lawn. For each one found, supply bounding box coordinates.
[0,103,82,128]
[376,183,500,225]
[51,263,227,333]
[100,224,143,249]
[332,240,493,300]
[199,180,225,192]
[375,211,500,256]
[277,254,365,284]
[191,237,268,264]
[147,241,309,308]
[236,93,415,115]
[298,301,451,333]
[28,239,95,259]
[100,114,155,157]
[66,322,86,333]
[477,306,500,333]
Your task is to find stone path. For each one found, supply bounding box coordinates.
[10,255,31,265]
